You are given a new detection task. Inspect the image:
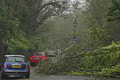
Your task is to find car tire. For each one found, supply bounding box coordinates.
[30,63,36,67]
[0,70,5,79]
[0,75,1,80]
[25,74,30,79]
[1,73,5,79]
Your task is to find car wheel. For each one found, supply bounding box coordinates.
[0,75,1,80]
[25,74,30,79]
[30,63,36,67]
[0,71,1,79]
[1,71,8,79]
[1,73,5,79]
[0,70,4,79]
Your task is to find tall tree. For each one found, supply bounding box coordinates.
[108,0,120,21]
[0,0,69,56]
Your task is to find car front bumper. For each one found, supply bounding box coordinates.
[2,69,30,78]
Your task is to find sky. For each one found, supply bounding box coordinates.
[70,0,85,3]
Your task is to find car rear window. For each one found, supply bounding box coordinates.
[6,57,25,63]
[33,52,45,56]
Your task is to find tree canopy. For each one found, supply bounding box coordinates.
[108,0,120,21]
[0,0,69,56]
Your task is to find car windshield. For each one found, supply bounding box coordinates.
[6,56,25,63]
[33,52,45,56]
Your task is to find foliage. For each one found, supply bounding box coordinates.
[83,43,120,70]
[0,0,69,56]
[37,42,120,77]
[0,0,120,77]
[36,58,65,75]
[35,0,120,77]
[99,64,120,77]
[0,5,31,54]
[83,0,112,47]
[108,0,120,21]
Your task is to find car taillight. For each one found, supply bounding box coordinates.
[41,56,46,60]
[25,65,29,69]
[30,57,33,60]
[4,64,7,68]
[23,64,29,69]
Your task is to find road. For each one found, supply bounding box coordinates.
[30,67,119,80]
[31,75,119,80]
[2,67,119,80]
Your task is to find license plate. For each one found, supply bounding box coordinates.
[12,65,21,68]
[9,75,15,77]
[34,58,40,60]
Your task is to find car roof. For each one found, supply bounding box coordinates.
[4,55,25,57]
[33,52,45,53]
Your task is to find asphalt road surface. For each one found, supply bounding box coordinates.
[5,68,119,80]
[31,74,119,80]
[30,68,119,80]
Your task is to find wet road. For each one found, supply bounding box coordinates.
[31,74,119,80]
[6,67,118,80]
[30,68,119,80]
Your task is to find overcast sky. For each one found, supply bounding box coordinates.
[70,0,85,3]
[46,0,85,3]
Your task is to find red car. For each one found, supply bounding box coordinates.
[30,52,47,66]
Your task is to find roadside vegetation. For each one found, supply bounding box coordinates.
[36,0,120,77]
[0,0,120,78]
[0,0,69,59]
[37,43,120,77]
